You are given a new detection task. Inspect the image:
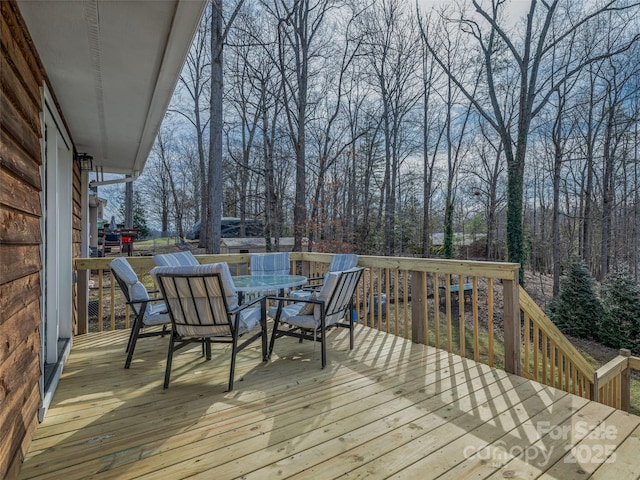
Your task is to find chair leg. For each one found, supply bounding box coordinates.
[260,298,268,361]
[261,320,268,362]
[205,338,212,360]
[164,334,175,389]
[321,321,327,369]
[228,335,240,392]
[349,310,354,350]
[268,307,283,359]
[124,315,144,369]
[125,320,138,353]
[268,317,281,359]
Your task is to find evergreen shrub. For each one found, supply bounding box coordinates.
[548,258,603,339]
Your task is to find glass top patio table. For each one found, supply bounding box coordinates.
[232,275,308,293]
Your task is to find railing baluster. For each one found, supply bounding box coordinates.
[445,273,452,353]
[472,276,479,362]
[422,271,428,344]
[550,340,556,388]
[98,269,103,332]
[385,268,390,334]
[534,324,540,381]
[458,275,465,358]
[110,270,115,331]
[393,269,399,337]
[431,272,439,349]
[524,313,530,376]
[403,271,409,339]
[542,333,547,385]
[487,278,493,367]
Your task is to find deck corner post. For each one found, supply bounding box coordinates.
[592,370,599,403]
[620,348,631,412]
[76,267,89,335]
[502,271,520,375]
[410,271,426,345]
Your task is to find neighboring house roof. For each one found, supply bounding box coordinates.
[17,0,207,175]
[430,233,487,247]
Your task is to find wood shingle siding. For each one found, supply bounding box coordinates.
[0,2,45,478]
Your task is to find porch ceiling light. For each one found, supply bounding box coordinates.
[76,153,93,172]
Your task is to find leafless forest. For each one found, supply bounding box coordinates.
[111,0,640,293]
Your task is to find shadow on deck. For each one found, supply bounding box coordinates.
[19,325,640,479]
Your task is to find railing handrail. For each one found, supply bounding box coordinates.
[593,350,638,412]
[74,253,254,271]
[75,252,519,274]
[518,286,596,380]
[595,355,629,385]
[290,252,520,280]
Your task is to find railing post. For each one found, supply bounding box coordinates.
[411,271,426,344]
[300,259,310,278]
[620,348,631,412]
[76,268,88,335]
[502,271,520,375]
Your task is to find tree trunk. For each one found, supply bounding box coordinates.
[124,177,133,229]
[206,0,224,254]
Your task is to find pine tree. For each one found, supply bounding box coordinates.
[599,266,640,352]
[549,259,603,339]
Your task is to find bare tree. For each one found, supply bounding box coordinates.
[139,156,172,235]
[421,0,640,283]
[305,7,364,250]
[465,118,506,260]
[206,0,245,254]
[598,56,637,279]
[416,7,446,257]
[154,128,187,242]
[171,6,212,246]
[260,0,338,251]
[359,0,421,255]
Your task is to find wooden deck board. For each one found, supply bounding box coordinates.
[18,325,640,480]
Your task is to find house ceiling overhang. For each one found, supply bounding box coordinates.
[17,0,207,175]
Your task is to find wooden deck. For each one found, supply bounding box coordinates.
[18,325,640,479]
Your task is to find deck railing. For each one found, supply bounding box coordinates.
[297,252,522,374]
[74,252,634,411]
[518,287,595,400]
[593,349,640,411]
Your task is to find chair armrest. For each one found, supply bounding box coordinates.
[267,296,324,306]
[229,295,265,314]
[126,297,164,306]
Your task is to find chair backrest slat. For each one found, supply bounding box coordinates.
[250,252,290,276]
[328,254,359,272]
[153,251,200,267]
[320,268,363,325]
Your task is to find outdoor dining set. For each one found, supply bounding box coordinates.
[109,251,363,392]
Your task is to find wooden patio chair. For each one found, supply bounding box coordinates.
[151,263,268,391]
[109,257,170,369]
[268,267,364,369]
